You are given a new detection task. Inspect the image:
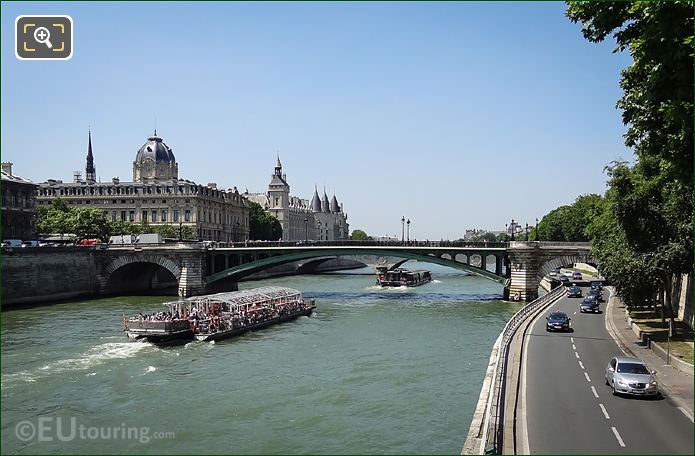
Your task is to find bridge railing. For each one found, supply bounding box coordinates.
[479,285,565,454]
[211,240,510,249]
[508,241,592,248]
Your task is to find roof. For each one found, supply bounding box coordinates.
[1,170,36,185]
[165,286,303,309]
[135,133,176,163]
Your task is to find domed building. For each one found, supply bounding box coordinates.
[37,130,249,242]
[133,131,178,182]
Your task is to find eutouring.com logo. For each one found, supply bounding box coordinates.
[15,417,175,444]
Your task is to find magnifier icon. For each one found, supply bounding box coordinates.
[33,27,53,49]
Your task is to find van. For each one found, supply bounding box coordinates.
[21,240,40,247]
[3,239,23,247]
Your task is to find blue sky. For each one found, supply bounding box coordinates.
[1,1,633,239]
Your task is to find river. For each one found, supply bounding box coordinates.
[1,263,522,454]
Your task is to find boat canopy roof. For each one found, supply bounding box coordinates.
[163,286,303,311]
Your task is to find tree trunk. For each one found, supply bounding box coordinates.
[663,272,676,335]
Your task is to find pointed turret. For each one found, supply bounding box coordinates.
[321,187,330,213]
[330,192,339,213]
[311,185,322,212]
[274,154,282,177]
[85,128,96,183]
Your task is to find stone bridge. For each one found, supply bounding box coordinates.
[1,241,595,305]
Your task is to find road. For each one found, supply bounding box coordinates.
[522,285,694,454]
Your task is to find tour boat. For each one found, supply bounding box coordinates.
[124,286,315,345]
[375,266,432,287]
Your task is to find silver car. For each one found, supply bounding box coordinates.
[605,356,659,397]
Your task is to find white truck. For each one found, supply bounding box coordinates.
[136,233,164,244]
[109,235,137,245]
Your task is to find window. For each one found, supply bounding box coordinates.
[173,209,179,222]
[129,211,135,222]
[121,210,127,221]
[185,209,191,222]
[161,210,167,222]
[112,211,117,221]
[142,210,148,222]
[152,210,158,222]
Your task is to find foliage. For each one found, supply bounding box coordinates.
[350,229,370,241]
[466,231,506,242]
[566,1,693,323]
[247,201,282,241]
[535,194,604,242]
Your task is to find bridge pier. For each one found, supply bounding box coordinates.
[178,261,207,297]
[506,245,542,302]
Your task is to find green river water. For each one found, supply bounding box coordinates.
[1,263,522,454]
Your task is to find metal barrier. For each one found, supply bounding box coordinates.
[479,285,565,454]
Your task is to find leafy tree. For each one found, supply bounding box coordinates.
[248,201,282,241]
[71,208,111,240]
[567,1,693,326]
[350,229,369,241]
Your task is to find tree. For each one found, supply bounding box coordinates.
[71,208,111,240]
[567,1,694,326]
[350,229,369,241]
[247,201,282,241]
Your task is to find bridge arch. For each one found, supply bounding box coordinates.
[538,254,596,279]
[103,255,182,294]
[205,248,506,285]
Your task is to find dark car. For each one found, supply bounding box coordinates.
[588,289,604,302]
[559,276,570,286]
[546,311,571,332]
[567,286,582,298]
[580,298,600,313]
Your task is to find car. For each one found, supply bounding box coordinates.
[549,271,557,277]
[562,271,574,278]
[572,272,583,280]
[580,298,600,313]
[605,356,659,397]
[546,311,571,332]
[567,286,582,298]
[590,281,603,290]
[588,289,604,302]
[559,276,570,285]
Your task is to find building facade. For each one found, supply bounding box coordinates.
[245,158,349,241]
[36,130,249,242]
[1,162,38,240]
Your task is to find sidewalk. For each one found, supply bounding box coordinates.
[605,289,694,420]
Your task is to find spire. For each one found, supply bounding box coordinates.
[274,153,282,176]
[85,127,96,183]
[321,185,330,213]
[311,184,322,212]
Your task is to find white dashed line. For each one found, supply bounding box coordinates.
[572,344,576,350]
[611,427,625,447]
[578,360,585,370]
[591,386,599,398]
[584,372,591,382]
[575,352,580,359]
[599,403,610,419]
[679,407,694,423]
[570,337,574,343]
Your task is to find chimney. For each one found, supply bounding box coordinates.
[1,162,13,175]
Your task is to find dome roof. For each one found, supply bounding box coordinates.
[135,133,175,163]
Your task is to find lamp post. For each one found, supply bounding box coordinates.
[535,217,539,241]
[317,220,322,241]
[505,223,508,242]
[178,221,183,241]
[304,217,308,243]
[406,219,411,243]
[525,222,529,241]
[401,216,405,244]
[510,219,515,241]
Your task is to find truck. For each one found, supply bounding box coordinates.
[136,233,164,244]
[109,235,137,245]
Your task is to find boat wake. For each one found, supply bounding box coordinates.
[3,342,153,386]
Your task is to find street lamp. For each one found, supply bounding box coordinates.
[535,218,539,241]
[401,216,405,244]
[510,219,515,241]
[505,223,508,242]
[304,217,308,243]
[178,221,183,241]
[525,222,529,241]
[406,219,411,243]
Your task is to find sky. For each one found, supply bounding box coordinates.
[1,1,634,240]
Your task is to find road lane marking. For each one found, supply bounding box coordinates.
[572,344,576,350]
[575,352,580,359]
[679,407,694,423]
[599,403,610,419]
[584,372,591,382]
[573,311,577,315]
[611,427,625,447]
[578,360,585,370]
[591,386,599,398]
[570,337,574,343]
